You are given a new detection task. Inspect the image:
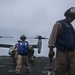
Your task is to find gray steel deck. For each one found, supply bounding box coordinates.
[0,56,55,75]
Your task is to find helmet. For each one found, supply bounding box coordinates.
[64,7,75,19]
[20,35,26,40]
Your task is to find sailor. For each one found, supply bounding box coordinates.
[15,35,31,74]
[48,7,75,75]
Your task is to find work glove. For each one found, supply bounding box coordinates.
[48,48,55,58]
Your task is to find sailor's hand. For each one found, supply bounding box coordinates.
[48,48,55,58]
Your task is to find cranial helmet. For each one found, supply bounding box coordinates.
[64,7,75,19]
[20,35,26,40]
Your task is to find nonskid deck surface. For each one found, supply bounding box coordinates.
[0,56,55,75]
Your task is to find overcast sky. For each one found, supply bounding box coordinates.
[0,0,75,57]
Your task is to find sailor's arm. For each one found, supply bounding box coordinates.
[48,22,62,58]
[12,44,18,52]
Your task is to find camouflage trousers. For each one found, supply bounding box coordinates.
[52,49,75,75]
[16,54,30,74]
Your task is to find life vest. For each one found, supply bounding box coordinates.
[18,41,29,55]
[55,19,75,51]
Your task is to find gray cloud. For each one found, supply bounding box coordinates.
[0,0,75,56]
